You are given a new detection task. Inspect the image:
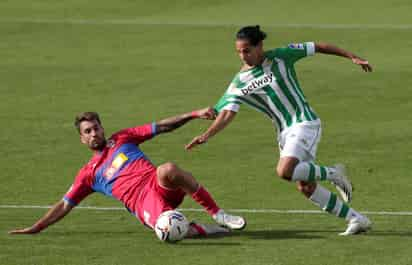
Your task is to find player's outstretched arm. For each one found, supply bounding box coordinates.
[185,110,236,150]
[9,200,74,235]
[315,42,373,72]
[155,107,216,135]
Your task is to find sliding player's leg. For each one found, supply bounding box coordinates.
[137,176,230,239]
[156,162,246,230]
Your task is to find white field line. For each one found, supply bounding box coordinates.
[1,204,412,216]
[0,18,412,30]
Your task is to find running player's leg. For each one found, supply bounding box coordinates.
[276,157,370,235]
[276,124,370,235]
[298,181,371,235]
[156,162,246,230]
[278,123,352,202]
[277,156,352,202]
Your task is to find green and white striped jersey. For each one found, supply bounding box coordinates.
[214,42,319,133]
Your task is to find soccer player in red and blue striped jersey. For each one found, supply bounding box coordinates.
[10,108,246,237]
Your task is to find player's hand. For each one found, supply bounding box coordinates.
[192,107,216,120]
[9,226,41,235]
[351,56,372,72]
[185,135,208,150]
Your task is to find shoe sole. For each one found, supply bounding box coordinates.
[335,185,352,203]
[334,164,353,203]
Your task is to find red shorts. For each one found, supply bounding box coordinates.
[136,172,186,228]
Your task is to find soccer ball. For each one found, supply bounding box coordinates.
[154,210,189,243]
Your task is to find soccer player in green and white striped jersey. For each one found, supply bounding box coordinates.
[186,25,373,236]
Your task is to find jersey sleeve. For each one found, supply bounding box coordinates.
[63,167,94,206]
[267,42,315,64]
[112,123,156,144]
[214,94,242,113]
[213,77,243,114]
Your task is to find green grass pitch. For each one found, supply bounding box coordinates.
[1,1,412,264]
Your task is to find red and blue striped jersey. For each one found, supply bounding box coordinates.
[63,123,158,212]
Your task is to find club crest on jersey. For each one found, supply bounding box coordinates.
[104,153,128,179]
[240,73,275,96]
[288,43,304,50]
[107,139,116,148]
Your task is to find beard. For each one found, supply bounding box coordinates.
[90,138,107,151]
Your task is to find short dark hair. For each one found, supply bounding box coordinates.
[74,112,102,132]
[236,25,267,46]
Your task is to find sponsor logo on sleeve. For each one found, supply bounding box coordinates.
[107,139,116,148]
[288,43,304,50]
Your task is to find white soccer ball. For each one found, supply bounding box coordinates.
[154,210,189,243]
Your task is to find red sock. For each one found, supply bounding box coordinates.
[191,186,220,216]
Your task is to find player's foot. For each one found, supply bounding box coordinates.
[213,209,246,230]
[186,222,231,237]
[339,215,371,236]
[329,164,353,203]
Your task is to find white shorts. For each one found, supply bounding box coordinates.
[278,120,321,162]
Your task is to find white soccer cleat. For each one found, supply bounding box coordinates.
[339,215,372,236]
[330,164,353,203]
[213,209,247,230]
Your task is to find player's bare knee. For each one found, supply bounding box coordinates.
[276,166,292,181]
[160,162,178,175]
[156,169,169,184]
[158,163,174,180]
[161,162,185,184]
